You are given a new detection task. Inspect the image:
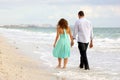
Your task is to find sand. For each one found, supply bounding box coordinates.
[0,35,56,80]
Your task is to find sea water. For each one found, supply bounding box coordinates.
[0,27,120,80]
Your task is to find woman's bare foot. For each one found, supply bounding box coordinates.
[56,65,61,68]
[62,66,66,69]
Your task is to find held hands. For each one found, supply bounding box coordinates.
[71,41,74,47]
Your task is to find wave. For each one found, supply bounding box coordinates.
[1,28,120,42]
[0,28,120,48]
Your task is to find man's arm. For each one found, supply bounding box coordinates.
[89,24,93,48]
[89,39,93,48]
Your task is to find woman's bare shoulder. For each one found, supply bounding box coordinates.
[56,26,62,34]
[67,26,72,34]
[67,26,71,31]
[68,26,71,29]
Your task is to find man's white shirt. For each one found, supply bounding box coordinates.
[73,18,93,43]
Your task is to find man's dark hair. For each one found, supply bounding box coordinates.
[78,11,84,16]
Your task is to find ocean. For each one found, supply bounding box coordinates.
[0,27,120,80]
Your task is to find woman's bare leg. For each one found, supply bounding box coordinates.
[63,58,68,68]
[57,58,62,68]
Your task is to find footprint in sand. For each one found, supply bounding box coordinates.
[16,47,19,49]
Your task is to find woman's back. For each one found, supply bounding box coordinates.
[57,27,70,35]
[53,28,70,58]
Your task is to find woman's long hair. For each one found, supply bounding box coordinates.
[57,18,68,29]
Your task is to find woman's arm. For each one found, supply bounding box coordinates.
[53,27,60,47]
[69,27,74,47]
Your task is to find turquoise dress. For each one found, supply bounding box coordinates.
[53,29,70,58]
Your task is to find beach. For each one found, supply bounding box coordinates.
[0,27,120,80]
[0,35,56,80]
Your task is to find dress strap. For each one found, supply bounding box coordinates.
[63,29,67,37]
[63,29,66,34]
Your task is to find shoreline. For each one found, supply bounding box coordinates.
[0,35,56,80]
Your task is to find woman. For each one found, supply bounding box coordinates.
[53,18,74,69]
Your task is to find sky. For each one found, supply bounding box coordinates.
[0,0,120,27]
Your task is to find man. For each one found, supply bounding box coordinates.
[73,11,93,70]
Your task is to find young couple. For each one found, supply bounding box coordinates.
[53,11,93,70]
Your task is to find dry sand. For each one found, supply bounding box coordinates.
[0,35,56,80]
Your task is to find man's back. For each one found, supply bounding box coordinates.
[73,18,93,43]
